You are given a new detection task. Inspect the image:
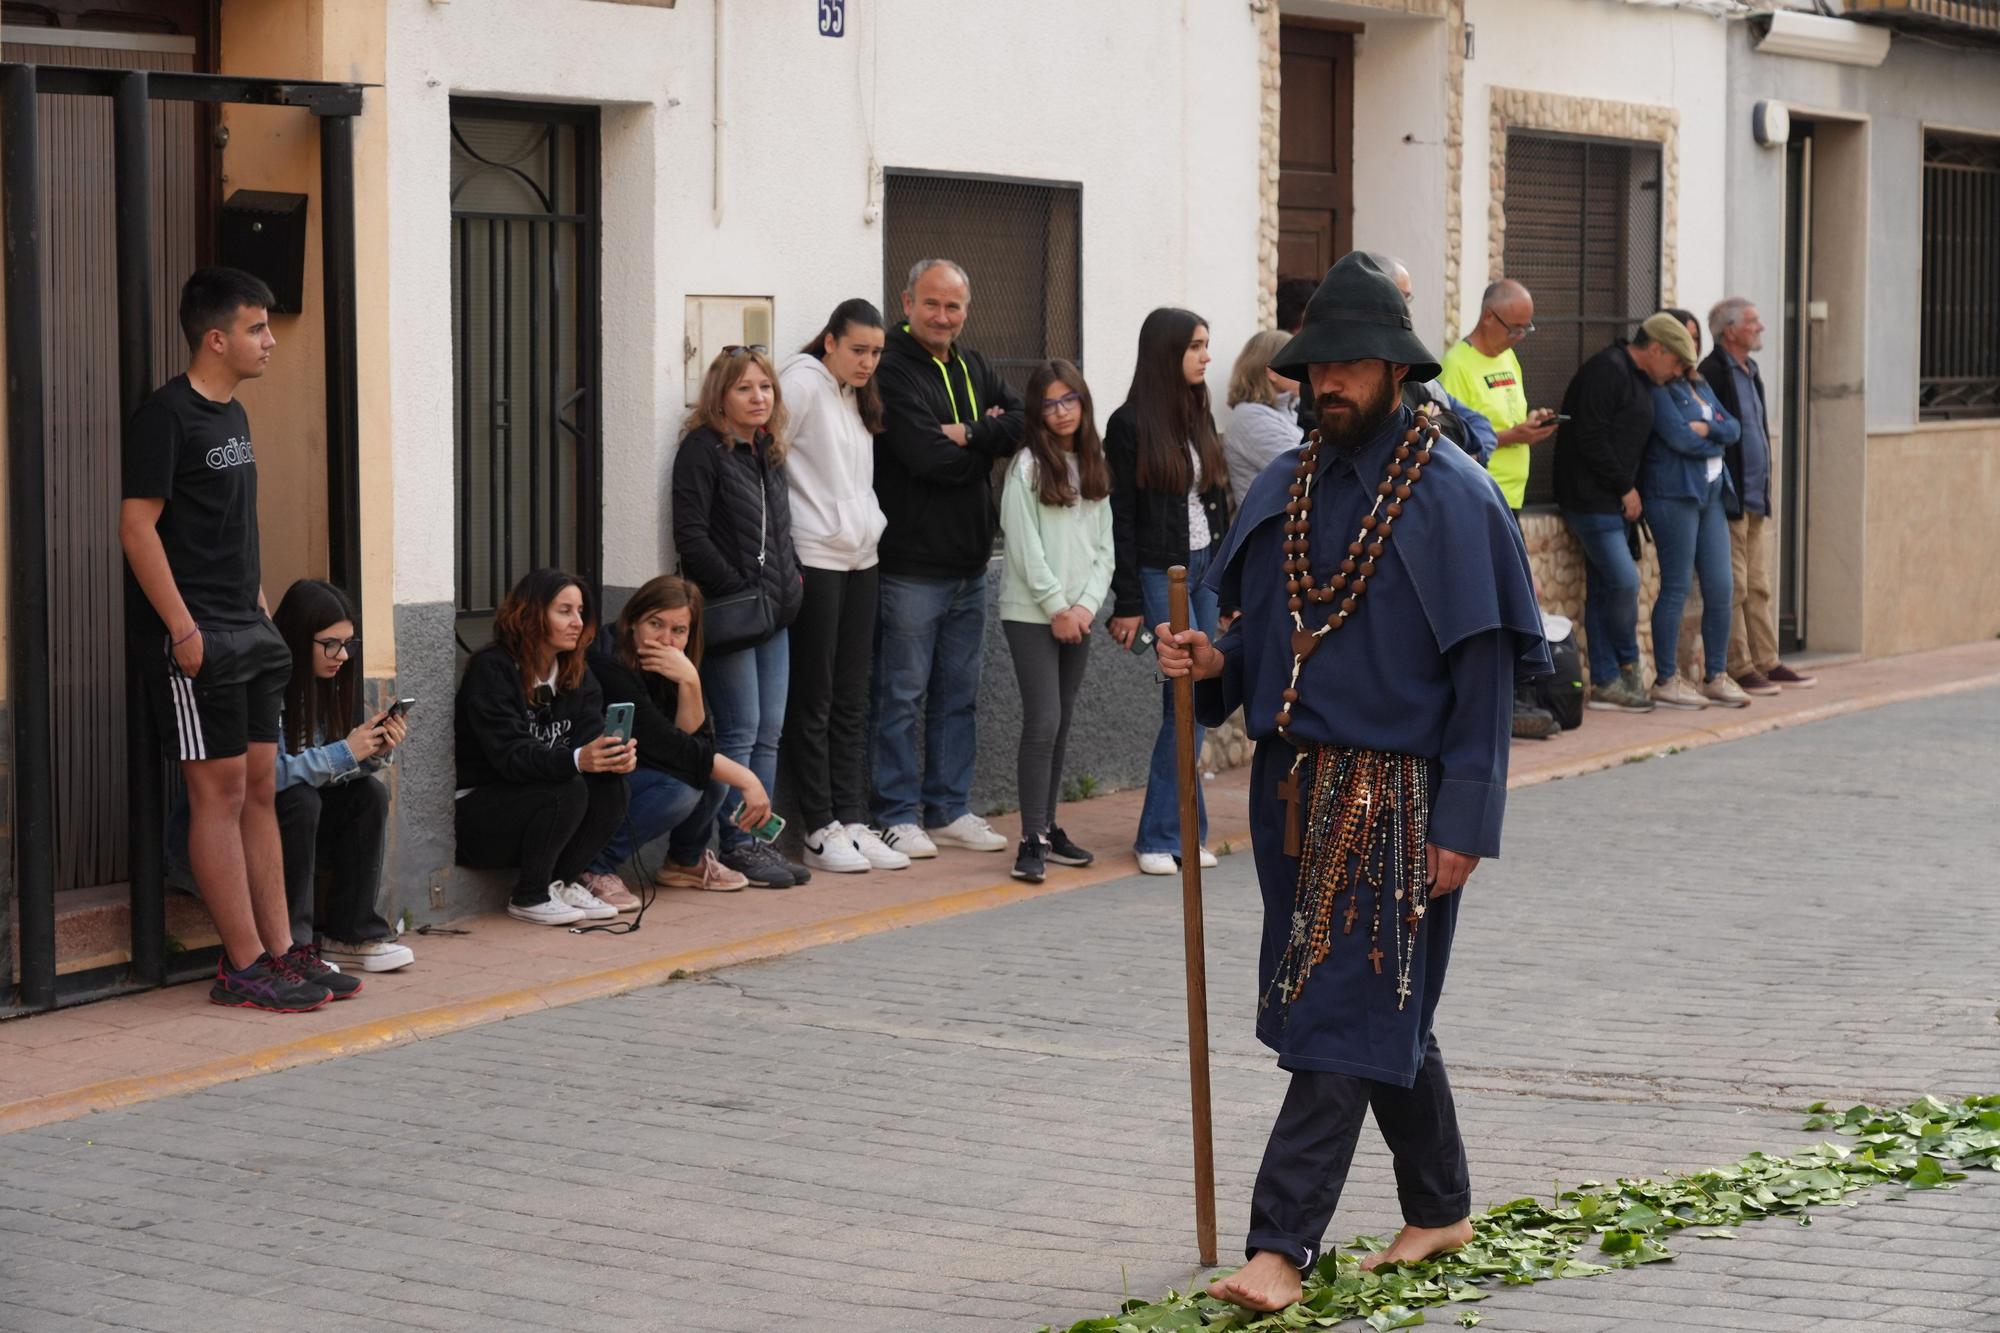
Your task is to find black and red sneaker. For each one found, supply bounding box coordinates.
[279,943,363,1000]
[210,953,332,1013]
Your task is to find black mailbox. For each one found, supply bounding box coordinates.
[220,190,308,314]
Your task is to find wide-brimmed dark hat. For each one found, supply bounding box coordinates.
[1270,251,1442,383]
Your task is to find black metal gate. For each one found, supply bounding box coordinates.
[450,99,602,647]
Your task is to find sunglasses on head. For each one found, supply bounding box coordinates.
[721,344,769,358]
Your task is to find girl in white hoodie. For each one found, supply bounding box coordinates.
[777,299,908,875]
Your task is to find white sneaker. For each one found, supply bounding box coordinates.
[804,822,871,873]
[929,813,1008,852]
[319,938,415,972]
[847,823,911,870]
[553,880,619,921]
[1137,852,1178,876]
[877,823,938,859]
[1198,846,1218,869]
[507,883,587,926]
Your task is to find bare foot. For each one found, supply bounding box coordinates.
[1358,1218,1476,1271]
[1206,1250,1302,1312]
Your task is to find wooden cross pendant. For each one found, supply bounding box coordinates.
[1278,767,1303,858]
[1343,897,1360,933]
[1367,946,1386,975]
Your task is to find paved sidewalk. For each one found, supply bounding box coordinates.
[0,688,1994,1331]
[4,636,1998,1134]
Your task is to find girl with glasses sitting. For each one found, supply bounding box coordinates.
[268,579,413,972]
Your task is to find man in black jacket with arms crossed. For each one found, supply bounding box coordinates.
[869,259,1024,859]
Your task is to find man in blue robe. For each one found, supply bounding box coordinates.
[1157,253,1547,1312]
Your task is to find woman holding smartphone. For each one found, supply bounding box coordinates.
[270,579,412,973]
[1106,308,1230,876]
[454,568,636,926]
[579,575,772,903]
[998,360,1113,884]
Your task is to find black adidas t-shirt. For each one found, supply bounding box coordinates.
[122,375,263,636]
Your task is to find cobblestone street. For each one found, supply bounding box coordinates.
[2,688,1996,1333]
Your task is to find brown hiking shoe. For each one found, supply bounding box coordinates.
[1732,670,1781,696]
[1765,662,1817,688]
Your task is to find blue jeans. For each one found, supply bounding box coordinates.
[1564,510,1641,687]
[871,571,988,829]
[702,630,789,851]
[588,767,724,874]
[1137,547,1219,855]
[1645,477,1734,681]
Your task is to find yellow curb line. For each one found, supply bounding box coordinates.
[8,662,1994,1137]
[0,824,1250,1137]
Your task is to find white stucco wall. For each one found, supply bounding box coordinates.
[380,0,1264,604]
[1457,0,1731,338]
[1348,15,1451,351]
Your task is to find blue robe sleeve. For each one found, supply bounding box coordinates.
[1429,628,1513,859]
[1194,622,1244,730]
[1447,389,1498,466]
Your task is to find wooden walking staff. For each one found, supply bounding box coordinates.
[1167,564,1219,1267]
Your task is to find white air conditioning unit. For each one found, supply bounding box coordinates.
[684,296,775,400]
[1754,11,1892,67]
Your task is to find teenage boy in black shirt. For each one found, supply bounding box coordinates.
[121,267,357,1013]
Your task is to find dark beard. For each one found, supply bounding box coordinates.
[1315,374,1399,457]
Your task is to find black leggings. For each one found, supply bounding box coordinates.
[455,773,628,905]
[781,565,880,831]
[1002,620,1090,839]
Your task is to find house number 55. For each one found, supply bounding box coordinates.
[819,0,845,38]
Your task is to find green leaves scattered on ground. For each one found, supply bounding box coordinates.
[1036,1095,1998,1332]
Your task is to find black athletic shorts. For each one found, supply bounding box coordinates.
[139,618,292,762]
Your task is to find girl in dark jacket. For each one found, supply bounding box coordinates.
[271,579,411,973]
[454,568,636,926]
[1106,307,1230,874]
[577,576,774,904]
[670,347,806,889]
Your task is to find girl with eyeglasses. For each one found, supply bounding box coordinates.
[268,579,412,971]
[1106,308,1231,877]
[998,360,1113,883]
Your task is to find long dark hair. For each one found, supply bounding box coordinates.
[493,567,596,700]
[613,574,706,670]
[799,298,886,433]
[1666,306,1704,382]
[273,579,360,756]
[1022,360,1110,507]
[1127,307,1225,495]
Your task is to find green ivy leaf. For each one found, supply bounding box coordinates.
[1366,1306,1425,1330]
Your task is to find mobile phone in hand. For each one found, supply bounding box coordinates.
[739,810,785,843]
[1127,627,1157,657]
[604,702,635,745]
[385,696,417,720]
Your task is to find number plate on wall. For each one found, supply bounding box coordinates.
[819,0,845,37]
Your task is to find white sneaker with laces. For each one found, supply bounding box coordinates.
[554,880,620,921]
[804,822,871,873]
[929,813,1008,852]
[507,883,587,926]
[1197,846,1219,869]
[1137,852,1178,876]
[878,823,938,859]
[847,823,911,870]
[320,938,415,972]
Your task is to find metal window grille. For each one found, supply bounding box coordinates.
[449,100,602,647]
[881,170,1083,402]
[1920,131,2000,421]
[1501,132,1663,508]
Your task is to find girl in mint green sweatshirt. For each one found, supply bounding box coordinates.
[999,359,1115,884]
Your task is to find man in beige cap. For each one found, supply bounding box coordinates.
[1553,313,1695,712]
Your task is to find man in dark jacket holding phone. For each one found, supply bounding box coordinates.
[1554,315,1692,712]
[869,258,1024,860]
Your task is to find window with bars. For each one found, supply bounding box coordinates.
[881,170,1083,402]
[1920,131,2000,421]
[1500,132,1663,507]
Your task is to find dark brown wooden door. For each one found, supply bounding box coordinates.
[1279,24,1354,284]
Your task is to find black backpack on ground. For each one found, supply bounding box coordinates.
[1533,621,1585,731]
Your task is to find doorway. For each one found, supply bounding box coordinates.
[1277,23,1354,282]
[1780,126,1812,653]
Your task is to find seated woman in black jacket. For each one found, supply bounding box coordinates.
[1105,307,1231,875]
[575,575,774,904]
[454,568,636,927]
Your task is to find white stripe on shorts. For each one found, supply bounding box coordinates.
[166,639,207,761]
